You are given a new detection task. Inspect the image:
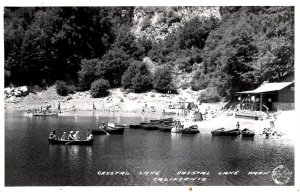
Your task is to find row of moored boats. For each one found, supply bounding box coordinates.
[48,117,257,145]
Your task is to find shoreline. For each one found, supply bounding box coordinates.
[4,86,296,138]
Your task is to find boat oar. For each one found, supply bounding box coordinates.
[65,141,73,145]
[99,126,110,135]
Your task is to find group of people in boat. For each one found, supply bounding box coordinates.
[49,130,93,141]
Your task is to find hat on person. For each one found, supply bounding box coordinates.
[63,132,66,134]
[76,131,79,133]
[70,131,73,133]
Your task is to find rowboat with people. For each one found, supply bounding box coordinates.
[48,130,94,145]
[48,138,94,145]
[91,122,125,135]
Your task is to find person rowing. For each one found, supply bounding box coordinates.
[61,132,67,140]
[68,131,75,140]
[49,130,58,139]
[99,122,106,130]
[73,131,80,141]
[86,130,93,140]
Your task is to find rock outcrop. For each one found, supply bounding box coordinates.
[132,6,220,41]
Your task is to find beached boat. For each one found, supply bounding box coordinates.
[150,118,173,123]
[211,128,226,136]
[241,128,255,137]
[115,123,129,128]
[158,125,173,132]
[140,123,159,130]
[225,129,241,136]
[91,126,125,135]
[32,112,58,116]
[211,128,240,136]
[48,138,94,145]
[181,125,200,134]
[129,124,142,129]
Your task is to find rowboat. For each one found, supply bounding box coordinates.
[140,123,159,130]
[181,125,200,134]
[211,128,226,136]
[150,118,173,123]
[158,125,173,132]
[129,124,142,129]
[48,138,94,145]
[32,112,58,116]
[225,128,241,136]
[211,128,240,136]
[241,128,255,137]
[91,126,125,135]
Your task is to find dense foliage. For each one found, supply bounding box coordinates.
[90,79,110,98]
[153,65,176,93]
[55,80,75,96]
[197,7,294,98]
[5,7,294,100]
[121,61,152,93]
[4,7,134,87]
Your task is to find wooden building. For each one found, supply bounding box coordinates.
[236,81,294,112]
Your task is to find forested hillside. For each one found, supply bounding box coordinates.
[4,6,294,100]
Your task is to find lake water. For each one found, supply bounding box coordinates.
[5,110,294,186]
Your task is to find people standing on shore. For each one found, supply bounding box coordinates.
[92,102,96,110]
[236,122,240,130]
[58,102,61,113]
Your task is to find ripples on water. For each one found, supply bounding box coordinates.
[5,111,294,186]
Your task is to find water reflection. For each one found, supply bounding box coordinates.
[48,144,93,165]
[6,111,294,186]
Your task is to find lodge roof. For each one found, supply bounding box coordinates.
[236,82,294,94]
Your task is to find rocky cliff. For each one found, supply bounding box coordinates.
[132,6,220,41]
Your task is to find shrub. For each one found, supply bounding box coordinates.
[198,87,221,103]
[90,79,110,98]
[56,80,69,96]
[153,65,176,93]
[121,61,152,93]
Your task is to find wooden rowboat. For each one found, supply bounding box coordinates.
[129,124,142,129]
[48,138,94,145]
[140,123,159,130]
[211,128,240,136]
[32,112,58,116]
[181,125,200,134]
[225,128,241,136]
[91,126,125,135]
[158,125,173,132]
[211,128,226,136]
[241,128,255,137]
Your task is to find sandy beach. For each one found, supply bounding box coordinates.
[5,86,296,139]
